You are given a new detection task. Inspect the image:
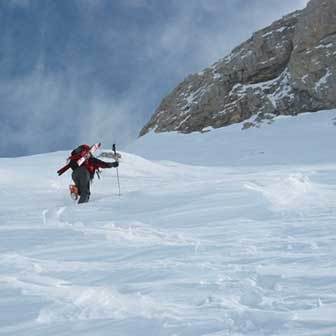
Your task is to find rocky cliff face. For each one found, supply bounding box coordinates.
[140,0,336,136]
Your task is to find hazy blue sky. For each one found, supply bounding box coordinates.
[0,0,308,156]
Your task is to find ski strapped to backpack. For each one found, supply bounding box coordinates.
[57,143,101,176]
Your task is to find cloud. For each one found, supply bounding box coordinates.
[0,68,144,156]
[7,0,31,8]
[152,0,310,72]
[121,0,150,9]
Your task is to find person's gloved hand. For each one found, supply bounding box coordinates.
[107,161,119,168]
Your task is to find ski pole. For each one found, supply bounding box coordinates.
[112,144,121,196]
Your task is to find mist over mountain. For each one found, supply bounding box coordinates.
[0,0,307,157]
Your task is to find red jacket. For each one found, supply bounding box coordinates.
[84,157,111,175]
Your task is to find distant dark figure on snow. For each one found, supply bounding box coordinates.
[69,144,119,204]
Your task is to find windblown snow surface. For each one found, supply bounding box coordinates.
[1,110,336,335]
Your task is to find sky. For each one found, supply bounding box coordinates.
[0,0,308,157]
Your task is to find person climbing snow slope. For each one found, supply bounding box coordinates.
[67,144,119,204]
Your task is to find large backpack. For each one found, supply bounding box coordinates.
[69,144,91,170]
[71,144,90,157]
[57,143,101,176]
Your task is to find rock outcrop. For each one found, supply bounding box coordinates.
[140,0,336,136]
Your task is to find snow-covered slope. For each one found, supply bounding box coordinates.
[1,111,336,335]
[129,110,336,166]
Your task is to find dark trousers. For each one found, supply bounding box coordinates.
[72,166,91,204]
